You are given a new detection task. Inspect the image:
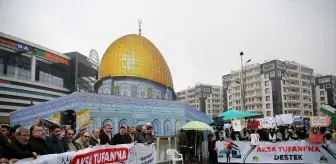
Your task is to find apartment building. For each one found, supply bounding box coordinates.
[315,75,336,114]
[222,60,314,117]
[176,84,224,118]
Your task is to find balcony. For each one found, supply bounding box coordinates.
[245,101,263,105]
[301,78,310,83]
[284,91,300,95]
[302,92,311,96]
[245,94,262,98]
[286,84,301,88]
[287,98,301,103]
[285,106,302,111]
[302,85,311,89]
[287,68,299,73]
[245,86,262,91]
[285,75,300,81]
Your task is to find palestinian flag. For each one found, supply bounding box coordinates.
[320,105,336,128]
[320,105,336,117]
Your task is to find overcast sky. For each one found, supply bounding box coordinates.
[0,0,335,91]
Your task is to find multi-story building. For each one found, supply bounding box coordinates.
[222,60,314,117]
[315,75,336,114]
[0,32,98,124]
[176,84,224,118]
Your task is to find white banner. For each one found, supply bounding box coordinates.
[16,143,156,164]
[217,141,336,163]
[216,141,251,163]
[245,140,336,163]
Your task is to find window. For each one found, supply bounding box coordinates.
[207,110,211,113]
[270,71,275,77]
[326,84,331,88]
[320,91,325,95]
[265,88,270,93]
[283,87,286,92]
[207,104,210,108]
[283,95,286,100]
[283,80,286,84]
[229,102,232,106]
[266,96,270,101]
[266,103,271,109]
[320,85,324,89]
[265,81,269,86]
[207,99,210,103]
[264,73,269,78]
[267,111,272,116]
[277,71,282,77]
[223,83,227,88]
[321,97,325,101]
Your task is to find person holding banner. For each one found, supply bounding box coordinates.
[45,125,69,154]
[100,124,114,145]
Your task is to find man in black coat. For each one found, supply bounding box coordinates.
[100,124,114,145]
[4,127,38,159]
[29,125,48,155]
[113,126,132,145]
[45,125,69,154]
[89,128,100,146]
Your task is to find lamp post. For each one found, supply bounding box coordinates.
[238,52,251,111]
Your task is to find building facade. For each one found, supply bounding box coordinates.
[315,75,336,114]
[0,32,98,123]
[176,84,223,118]
[222,60,314,117]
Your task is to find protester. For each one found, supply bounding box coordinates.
[100,124,114,145]
[136,126,147,143]
[89,128,100,146]
[45,125,69,154]
[145,126,156,144]
[7,127,38,159]
[63,129,80,152]
[29,125,48,155]
[128,127,137,142]
[207,134,217,164]
[75,131,90,149]
[113,126,132,145]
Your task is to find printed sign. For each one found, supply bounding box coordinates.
[232,119,245,131]
[136,144,156,164]
[258,117,276,129]
[16,143,156,164]
[76,109,91,127]
[245,140,336,163]
[310,116,329,127]
[247,120,259,129]
[250,134,260,145]
[276,114,293,126]
[71,147,129,164]
[216,141,250,163]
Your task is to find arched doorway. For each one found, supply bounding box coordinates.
[152,119,160,136]
[164,119,172,136]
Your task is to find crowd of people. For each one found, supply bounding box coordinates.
[0,122,156,163]
[215,125,336,142]
[206,125,336,163]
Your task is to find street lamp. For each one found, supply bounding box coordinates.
[239,52,251,111]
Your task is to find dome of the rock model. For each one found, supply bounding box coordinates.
[95,34,175,100]
[98,34,173,88]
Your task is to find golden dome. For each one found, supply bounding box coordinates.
[98,34,174,88]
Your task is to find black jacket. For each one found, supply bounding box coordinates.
[136,133,147,143]
[89,136,100,146]
[45,136,69,154]
[29,136,49,155]
[100,132,114,145]
[3,139,34,159]
[113,133,132,145]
